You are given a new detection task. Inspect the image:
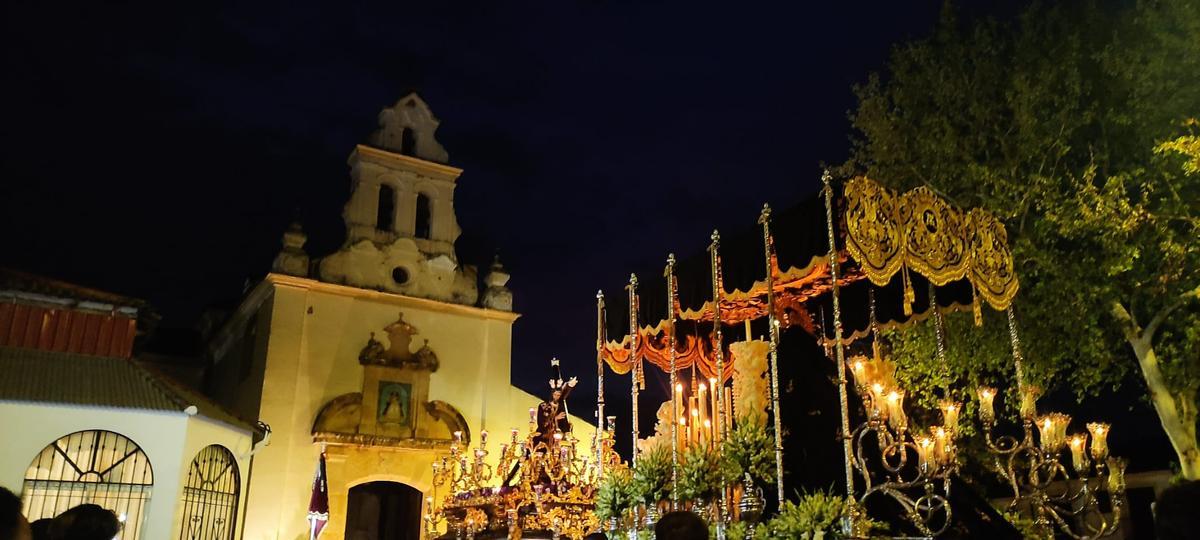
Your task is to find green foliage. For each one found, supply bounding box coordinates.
[675,443,732,503]
[1002,510,1042,539]
[754,491,885,539]
[844,0,1200,474]
[631,444,673,504]
[595,467,635,522]
[721,415,775,487]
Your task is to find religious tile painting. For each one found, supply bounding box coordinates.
[377,381,412,427]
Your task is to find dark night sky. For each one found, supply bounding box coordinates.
[3,0,950,375]
[28,0,1176,471]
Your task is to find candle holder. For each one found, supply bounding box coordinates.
[427,422,602,539]
[976,307,1125,539]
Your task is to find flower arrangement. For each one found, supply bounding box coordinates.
[631,443,673,505]
[595,467,636,524]
[720,414,774,487]
[675,442,731,503]
[754,491,885,539]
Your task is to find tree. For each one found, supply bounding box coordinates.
[842,1,1200,478]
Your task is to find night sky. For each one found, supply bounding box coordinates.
[1,0,1073,458]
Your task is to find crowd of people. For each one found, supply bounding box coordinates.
[1,488,120,540]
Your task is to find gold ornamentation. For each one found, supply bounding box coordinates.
[841,176,1018,312]
[899,187,969,286]
[844,176,905,286]
[967,208,1019,310]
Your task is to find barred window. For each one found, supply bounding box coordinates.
[179,445,240,540]
[21,430,154,540]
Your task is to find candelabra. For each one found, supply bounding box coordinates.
[845,349,955,537]
[976,308,1125,539]
[426,419,602,540]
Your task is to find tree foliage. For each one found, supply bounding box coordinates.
[843,0,1200,476]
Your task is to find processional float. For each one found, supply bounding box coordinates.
[424,172,1126,539]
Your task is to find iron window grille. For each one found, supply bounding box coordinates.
[179,444,241,540]
[21,429,154,540]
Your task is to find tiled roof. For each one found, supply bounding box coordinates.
[0,268,149,311]
[0,347,257,433]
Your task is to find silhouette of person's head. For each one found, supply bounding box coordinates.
[48,504,119,540]
[1,486,32,540]
[1156,480,1200,540]
[654,510,708,540]
[28,519,50,540]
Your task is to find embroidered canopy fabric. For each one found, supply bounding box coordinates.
[843,176,1019,311]
[598,177,1018,379]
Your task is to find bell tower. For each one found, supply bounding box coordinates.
[318,93,490,307]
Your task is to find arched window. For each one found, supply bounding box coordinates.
[179,445,240,540]
[377,184,396,232]
[22,430,154,540]
[415,193,432,240]
[400,127,417,156]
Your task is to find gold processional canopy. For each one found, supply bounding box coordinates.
[599,175,1019,379]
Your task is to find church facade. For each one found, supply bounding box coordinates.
[205,94,592,540]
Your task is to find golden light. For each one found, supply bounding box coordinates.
[977,387,996,423]
[1087,422,1111,460]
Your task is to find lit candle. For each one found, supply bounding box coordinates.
[916,436,936,472]
[1020,385,1041,420]
[703,419,712,446]
[691,408,700,445]
[869,383,887,420]
[698,383,709,440]
[529,407,537,423]
[933,426,950,467]
[1106,457,1127,494]
[679,416,688,450]
[885,390,907,431]
[709,378,720,442]
[1087,422,1110,460]
[454,430,463,443]
[1068,434,1088,472]
[851,357,868,386]
[1037,413,1071,454]
[977,387,996,423]
[940,401,960,434]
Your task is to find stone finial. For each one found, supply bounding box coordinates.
[272,222,309,277]
[481,254,513,311]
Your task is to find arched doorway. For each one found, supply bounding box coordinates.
[344,481,422,540]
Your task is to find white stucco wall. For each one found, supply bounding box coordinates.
[0,402,187,539]
[0,401,254,540]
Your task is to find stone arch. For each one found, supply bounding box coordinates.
[312,392,363,435]
[424,400,469,444]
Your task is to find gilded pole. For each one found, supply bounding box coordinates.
[930,284,949,395]
[821,170,856,503]
[708,230,729,534]
[596,290,607,478]
[665,254,680,506]
[628,273,642,464]
[708,231,728,441]
[758,204,786,505]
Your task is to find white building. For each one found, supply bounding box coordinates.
[0,271,261,540]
